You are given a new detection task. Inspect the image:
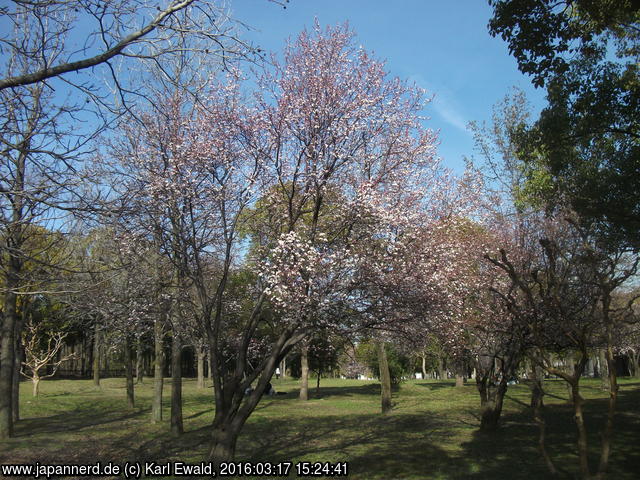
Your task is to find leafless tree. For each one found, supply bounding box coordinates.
[20,318,76,397]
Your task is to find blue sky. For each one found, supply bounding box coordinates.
[230,0,547,173]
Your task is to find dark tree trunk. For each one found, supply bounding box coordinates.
[0,288,18,439]
[299,342,309,401]
[315,371,321,395]
[208,352,213,385]
[207,345,287,465]
[12,313,23,423]
[631,351,640,379]
[152,319,164,423]
[209,420,241,465]
[377,341,392,414]
[529,363,545,409]
[570,377,590,479]
[475,351,520,432]
[124,336,135,409]
[529,362,555,475]
[478,380,507,431]
[598,301,619,478]
[170,333,183,436]
[135,338,144,384]
[92,323,100,387]
[197,346,205,389]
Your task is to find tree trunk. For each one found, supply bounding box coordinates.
[532,381,556,475]
[209,421,240,465]
[135,338,144,384]
[598,349,610,391]
[570,377,590,479]
[437,355,446,381]
[208,352,213,385]
[197,347,205,389]
[597,307,619,478]
[479,381,507,431]
[280,356,287,379]
[12,321,22,422]
[92,324,100,387]
[315,371,321,395]
[32,376,40,397]
[377,341,392,414]
[529,363,545,409]
[0,289,18,439]
[299,342,309,401]
[152,319,164,423]
[170,333,183,436]
[421,354,428,380]
[207,353,284,465]
[631,351,640,379]
[125,336,135,409]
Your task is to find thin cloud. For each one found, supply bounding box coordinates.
[409,74,471,135]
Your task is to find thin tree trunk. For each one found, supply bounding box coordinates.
[299,342,309,401]
[421,354,428,380]
[315,371,321,395]
[532,386,556,475]
[598,348,610,391]
[92,323,100,387]
[597,308,619,478]
[152,319,164,423]
[197,346,205,389]
[377,341,392,414]
[32,376,40,397]
[136,338,144,384]
[170,333,183,436]
[632,352,640,379]
[280,356,287,379]
[570,377,590,479]
[0,289,18,439]
[208,352,213,385]
[125,336,135,409]
[529,363,545,409]
[12,318,22,422]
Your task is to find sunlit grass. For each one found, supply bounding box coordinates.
[2,376,639,479]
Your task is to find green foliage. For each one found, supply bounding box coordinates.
[355,340,411,386]
[489,0,640,87]
[490,0,640,250]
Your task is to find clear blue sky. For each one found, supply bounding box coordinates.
[230,0,547,173]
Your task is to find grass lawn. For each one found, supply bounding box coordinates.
[1,376,639,479]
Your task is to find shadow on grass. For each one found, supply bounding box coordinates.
[287,383,382,400]
[13,401,147,438]
[3,380,640,480]
[242,411,461,479]
[459,384,640,480]
[414,381,457,390]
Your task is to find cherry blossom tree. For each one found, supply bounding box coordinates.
[107,21,450,461]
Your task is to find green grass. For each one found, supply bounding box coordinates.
[1,376,640,479]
